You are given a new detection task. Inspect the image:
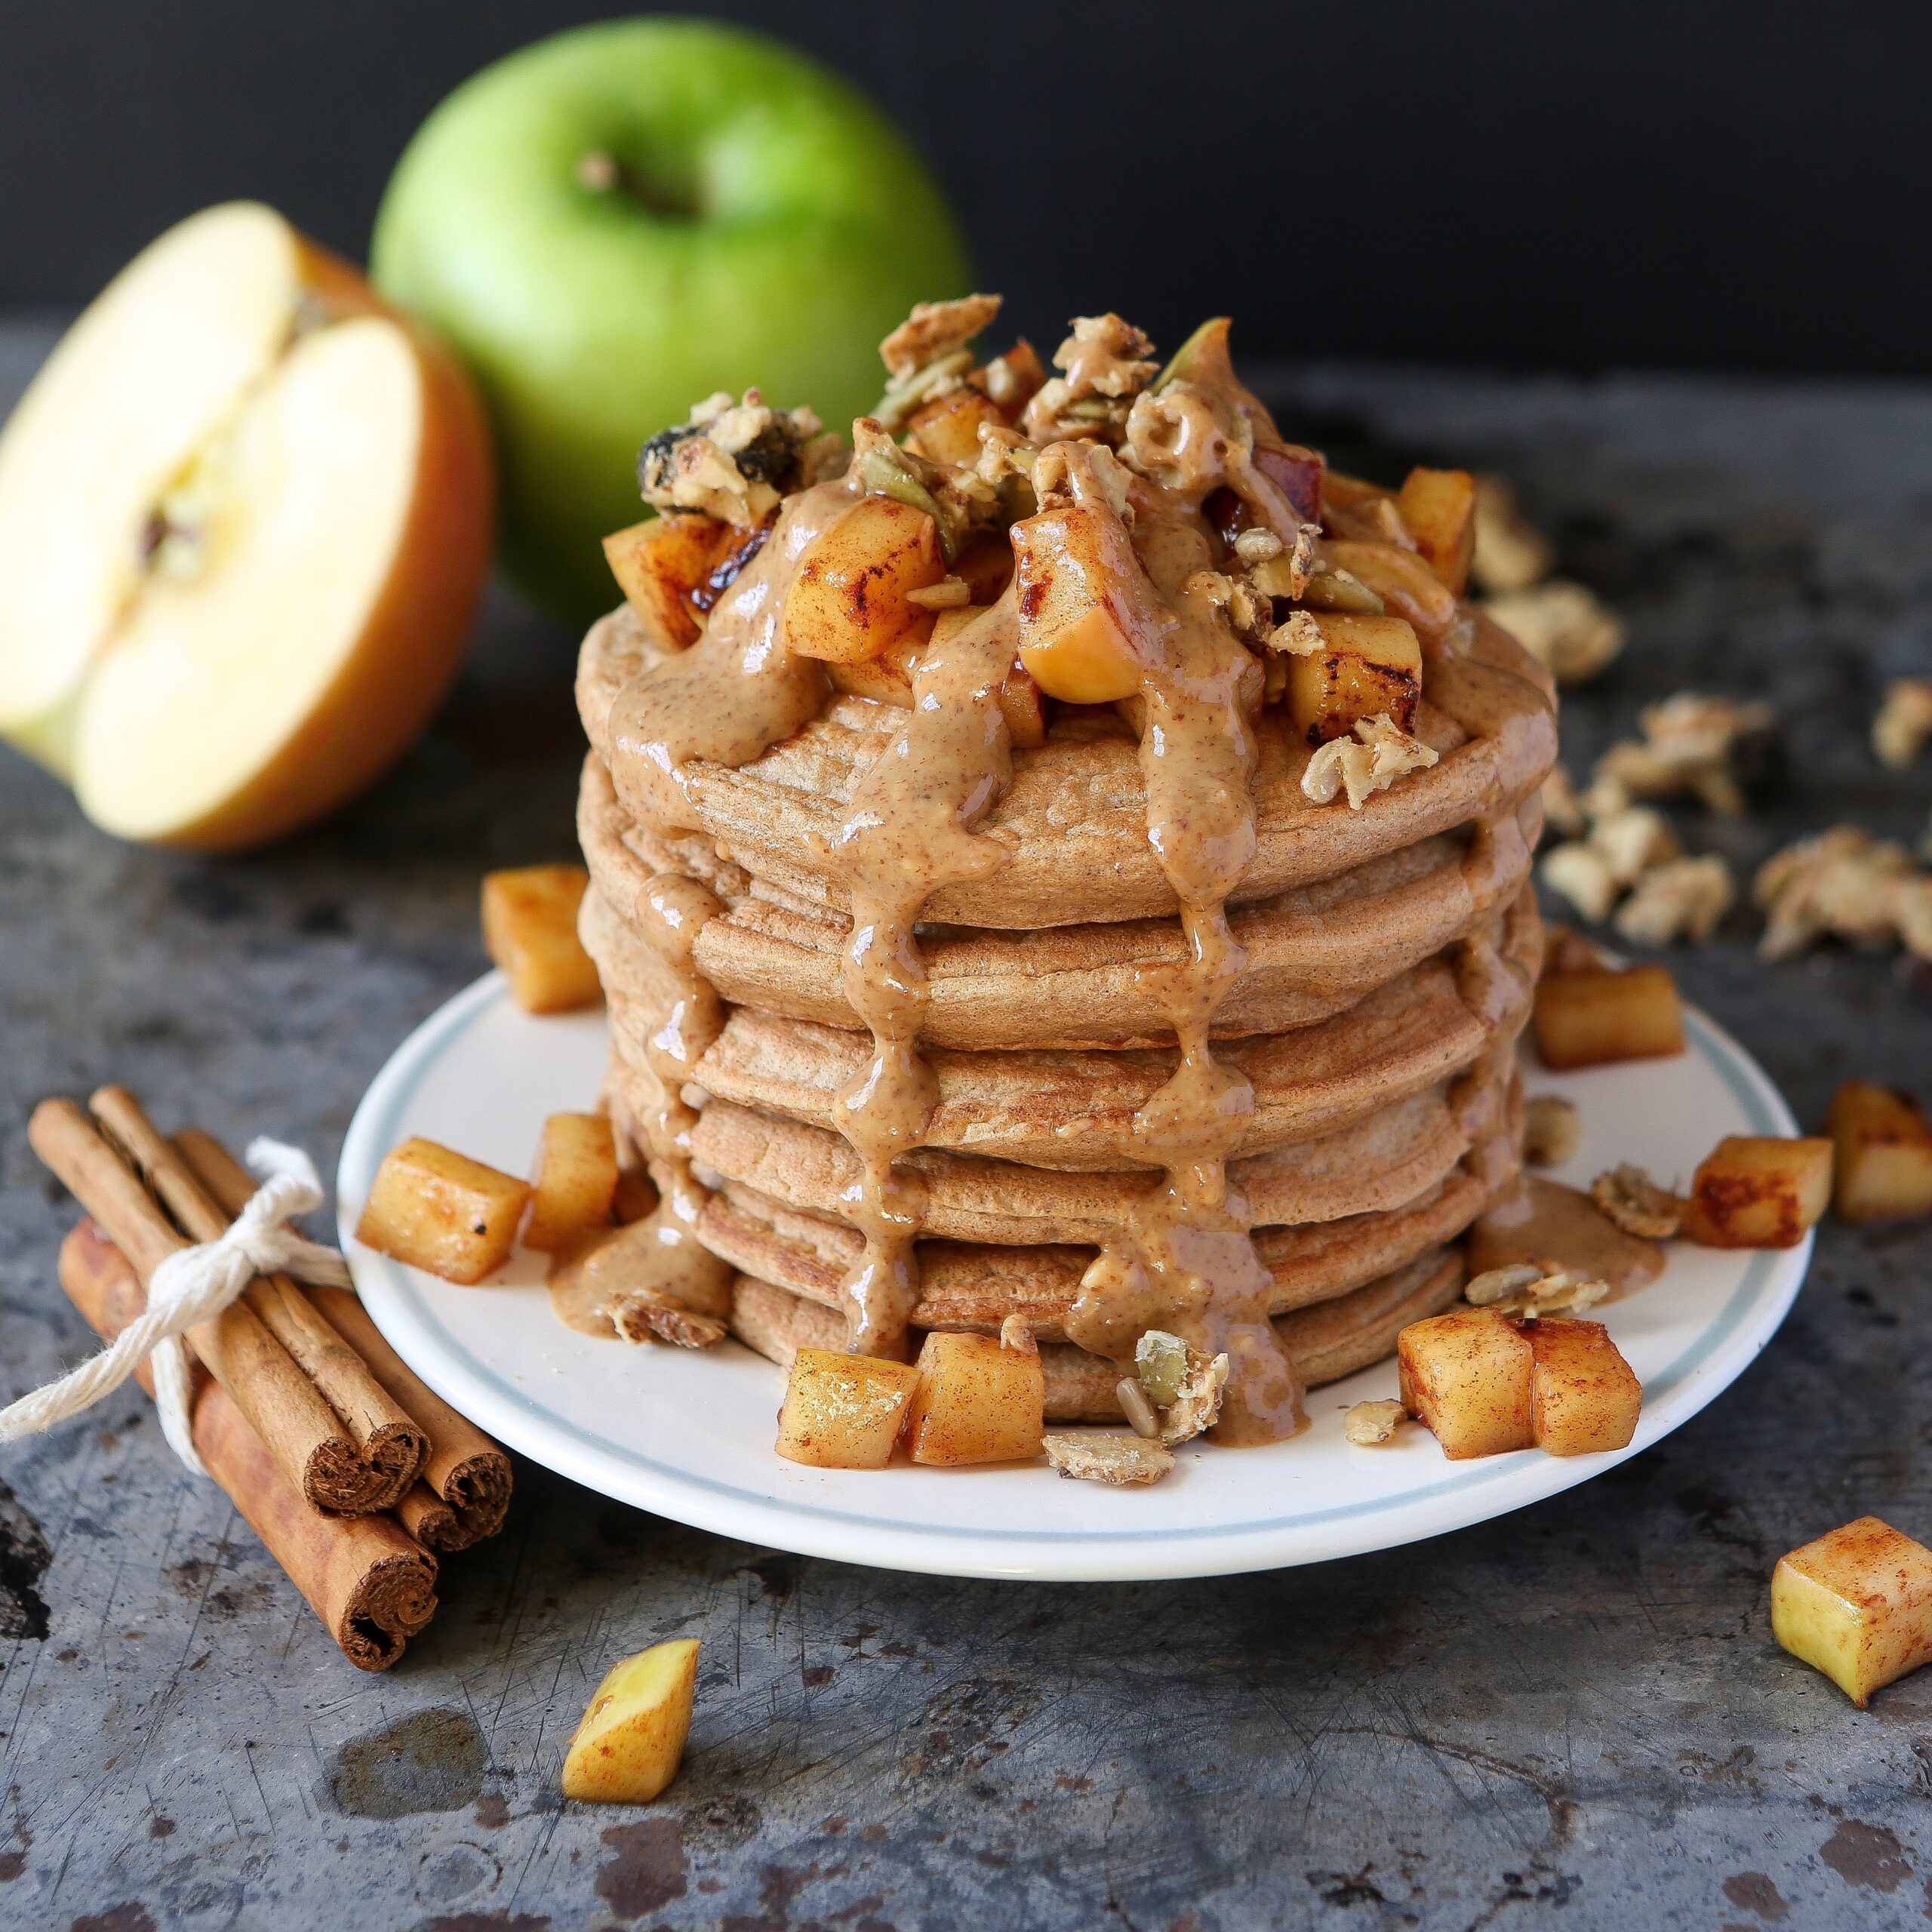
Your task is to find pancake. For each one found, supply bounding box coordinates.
[728,1245,1467,1421]
[610,890,1537,1174]
[578,601,1555,931]
[678,1060,1518,1244]
[580,754,1540,1049]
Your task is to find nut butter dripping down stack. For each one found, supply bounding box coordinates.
[580,302,1558,1441]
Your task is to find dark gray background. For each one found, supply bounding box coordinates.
[2,0,1927,374]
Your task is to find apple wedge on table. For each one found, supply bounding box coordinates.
[0,202,493,849]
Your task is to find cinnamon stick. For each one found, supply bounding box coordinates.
[177,1131,514,1552]
[28,1098,398,1517]
[86,1088,428,1512]
[57,1218,436,1669]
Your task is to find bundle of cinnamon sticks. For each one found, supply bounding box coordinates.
[29,1088,513,1670]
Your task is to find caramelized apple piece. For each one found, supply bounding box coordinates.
[481,864,602,1014]
[601,513,731,651]
[356,1137,530,1285]
[1320,541,1460,646]
[1395,466,1478,595]
[1287,612,1423,743]
[524,1112,620,1253]
[1012,499,1155,704]
[1682,1135,1832,1248]
[953,530,1015,605]
[561,1638,699,1803]
[1398,1306,1534,1459]
[830,614,1045,749]
[1524,1318,1641,1455]
[1532,964,1684,1069]
[902,1331,1045,1466]
[1773,1517,1932,1706]
[777,1349,922,1469]
[905,386,1004,467]
[974,337,1047,417]
[782,496,943,663]
[1829,1081,1932,1223]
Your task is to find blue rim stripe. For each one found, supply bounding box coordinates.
[343,977,1801,1549]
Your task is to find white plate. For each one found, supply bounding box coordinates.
[339,973,1811,1582]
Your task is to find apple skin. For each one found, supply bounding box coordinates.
[372,18,971,623]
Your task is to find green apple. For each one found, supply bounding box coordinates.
[372,17,970,622]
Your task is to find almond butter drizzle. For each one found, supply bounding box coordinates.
[591,353,1555,1443]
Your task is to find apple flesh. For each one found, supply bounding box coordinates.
[372,17,970,620]
[0,202,494,849]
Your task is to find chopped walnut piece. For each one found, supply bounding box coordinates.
[1267,610,1325,658]
[1542,764,1588,839]
[1302,713,1440,811]
[1523,1094,1582,1168]
[1754,826,1924,960]
[1614,854,1736,946]
[1590,806,1681,888]
[1023,313,1158,442]
[1540,841,1620,924]
[1043,1433,1176,1486]
[1344,1399,1408,1446]
[1591,1163,1684,1238]
[880,294,1004,379]
[1481,580,1623,685]
[1471,474,1555,595]
[1874,678,1932,770]
[1466,1264,1611,1319]
[1595,692,1777,817]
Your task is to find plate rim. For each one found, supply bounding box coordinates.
[339,971,1810,1583]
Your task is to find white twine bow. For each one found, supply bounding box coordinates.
[1,1138,353,1476]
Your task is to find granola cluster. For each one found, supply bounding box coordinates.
[1590,1164,1685,1239]
[1754,826,1932,962]
[638,389,838,526]
[1464,1263,1611,1319]
[1469,474,1622,685]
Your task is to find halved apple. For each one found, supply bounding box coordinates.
[0,201,493,848]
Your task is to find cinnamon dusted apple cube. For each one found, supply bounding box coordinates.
[1829,1082,1932,1223]
[782,495,943,663]
[1772,1517,1932,1706]
[953,530,1016,606]
[1532,963,1684,1069]
[1397,1306,1534,1459]
[1013,499,1152,704]
[1682,1135,1832,1248]
[601,512,731,651]
[776,1349,922,1470]
[904,386,1004,466]
[481,864,602,1014]
[1524,1318,1641,1455]
[902,1331,1045,1466]
[523,1112,620,1253]
[356,1137,530,1284]
[1395,466,1478,595]
[561,1638,699,1804]
[1287,612,1423,744]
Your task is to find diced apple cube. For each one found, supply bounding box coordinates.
[611,1165,656,1226]
[826,632,920,709]
[1829,1081,1932,1223]
[561,1638,699,1803]
[1682,1135,1833,1248]
[1524,1318,1641,1455]
[601,513,731,651]
[1320,541,1460,645]
[1395,466,1478,595]
[776,1349,923,1469]
[902,1331,1045,1466]
[482,865,603,1014]
[356,1136,530,1284]
[1012,500,1150,705]
[1772,1517,1932,1706]
[954,531,1016,606]
[1397,1306,1534,1459]
[974,337,1047,417]
[782,496,943,663]
[524,1112,620,1253]
[1532,963,1684,1069]
[1253,442,1325,525]
[1288,612,1423,744]
[905,386,1004,467]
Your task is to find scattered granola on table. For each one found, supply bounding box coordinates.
[1588,693,1777,820]
[1753,826,1932,961]
[1483,580,1624,686]
[1613,854,1736,947]
[1591,1164,1685,1239]
[1873,678,1932,771]
[1470,474,1555,594]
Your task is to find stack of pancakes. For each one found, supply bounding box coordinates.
[574,592,1554,1423]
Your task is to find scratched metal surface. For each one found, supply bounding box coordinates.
[3,321,1932,1931]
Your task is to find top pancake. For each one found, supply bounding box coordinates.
[577,601,1556,931]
